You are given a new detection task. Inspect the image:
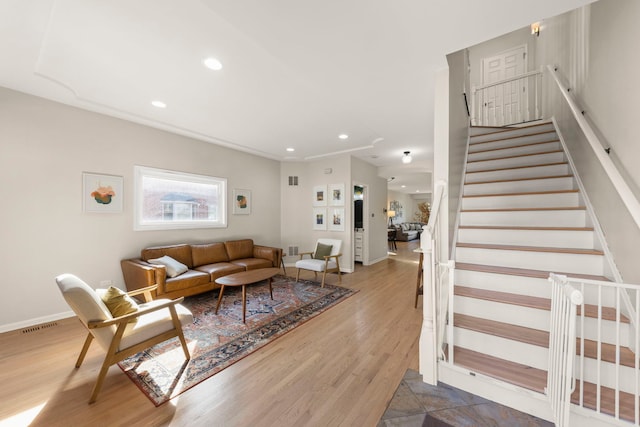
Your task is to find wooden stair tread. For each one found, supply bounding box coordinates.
[466,161,568,174]
[455,314,636,367]
[464,175,573,186]
[458,225,593,231]
[463,189,578,198]
[467,150,563,164]
[469,139,560,154]
[451,347,638,422]
[455,262,610,282]
[452,346,547,393]
[461,206,585,213]
[454,286,629,323]
[469,129,557,144]
[456,242,604,256]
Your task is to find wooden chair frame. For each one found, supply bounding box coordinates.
[295,251,342,287]
[74,285,191,403]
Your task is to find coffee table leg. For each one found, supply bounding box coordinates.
[242,285,247,323]
[268,277,273,299]
[215,285,225,314]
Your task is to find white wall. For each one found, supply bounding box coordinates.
[387,190,415,224]
[352,156,388,264]
[280,156,353,270]
[533,1,640,283]
[0,88,281,331]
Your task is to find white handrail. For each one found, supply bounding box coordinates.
[548,65,640,231]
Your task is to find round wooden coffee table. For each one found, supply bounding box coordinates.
[214,268,280,323]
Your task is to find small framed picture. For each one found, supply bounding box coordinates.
[329,183,345,206]
[313,185,327,206]
[313,208,327,230]
[328,208,345,231]
[233,189,251,214]
[83,172,123,213]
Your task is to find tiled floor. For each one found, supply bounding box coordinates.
[378,369,553,427]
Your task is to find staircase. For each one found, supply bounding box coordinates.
[440,122,637,425]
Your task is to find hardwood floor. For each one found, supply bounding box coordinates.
[0,241,423,427]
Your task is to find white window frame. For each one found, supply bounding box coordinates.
[134,165,227,231]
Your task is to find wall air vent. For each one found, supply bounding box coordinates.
[22,322,58,334]
[288,246,299,256]
[288,176,299,186]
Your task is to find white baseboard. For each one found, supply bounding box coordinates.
[0,311,75,334]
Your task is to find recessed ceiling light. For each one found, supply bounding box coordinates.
[203,57,223,71]
[338,134,349,140]
[286,148,295,152]
[401,185,406,188]
[415,190,420,193]
[151,100,166,108]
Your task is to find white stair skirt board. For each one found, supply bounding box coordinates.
[469,135,558,153]
[454,295,550,331]
[465,163,571,183]
[466,151,566,172]
[457,227,594,248]
[452,328,548,371]
[459,209,586,227]
[455,246,604,275]
[463,176,575,196]
[467,141,562,161]
[462,191,580,210]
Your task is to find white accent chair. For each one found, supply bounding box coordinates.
[55,273,193,403]
[295,239,342,287]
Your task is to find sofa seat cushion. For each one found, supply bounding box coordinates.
[232,258,273,271]
[194,263,245,281]
[164,270,210,293]
[191,243,229,267]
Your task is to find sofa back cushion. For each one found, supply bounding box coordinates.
[141,244,193,268]
[191,243,229,266]
[225,239,254,260]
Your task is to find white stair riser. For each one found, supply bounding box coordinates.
[454,295,549,330]
[470,127,506,136]
[453,327,548,370]
[460,210,586,227]
[455,270,551,298]
[465,163,570,183]
[469,135,558,153]
[469,124,556,143]
[578,358,639,393]
[462,192,579,210]
[457,227,594,249]
[455,270,618,306]
[454,295,629,346]
[456,247,604,275]
[466,152,565,172]
[464,176,575,196]
[468,141,561,162]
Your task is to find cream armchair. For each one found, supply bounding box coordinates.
[295,239,342,287]
[55,273,193,403]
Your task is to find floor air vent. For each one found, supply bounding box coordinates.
[22,322,58,334]
[288,176,299,186]
[288,246,299,256]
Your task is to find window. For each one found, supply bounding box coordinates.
[134,166,226,230]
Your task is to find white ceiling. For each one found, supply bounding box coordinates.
[1,0,593,194]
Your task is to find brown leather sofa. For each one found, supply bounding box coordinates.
[121,239,282,300]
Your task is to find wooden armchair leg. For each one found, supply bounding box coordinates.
[76,333,94,368]
[89,358,112,404]
[321,271,327,288]
[295,268,300,282]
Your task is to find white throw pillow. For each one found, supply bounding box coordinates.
[148,255,188,278]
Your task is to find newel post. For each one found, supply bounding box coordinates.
[418,225,437,385]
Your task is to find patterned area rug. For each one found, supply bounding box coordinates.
[118,274,356,406]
